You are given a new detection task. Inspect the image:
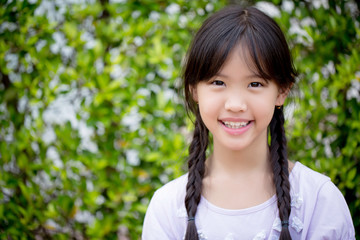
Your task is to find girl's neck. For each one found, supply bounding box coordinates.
[206,137,271,178]
[202,138,275,209]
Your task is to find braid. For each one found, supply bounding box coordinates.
[270,106,292,240]
[184,112,209,240]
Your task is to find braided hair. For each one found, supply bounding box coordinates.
[184,111,208,240]
[183,6,297,240]
[270,106,292,239]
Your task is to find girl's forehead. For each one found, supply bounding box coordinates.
[216,44,261,77]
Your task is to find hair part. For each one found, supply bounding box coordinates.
[183,5,297,240]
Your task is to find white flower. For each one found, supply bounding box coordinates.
[291,194,303,209]
[165,3,180,15]
[197,229,208,240]
[272,217,282,232]
[253,230,266,240]
[291,216,304,233]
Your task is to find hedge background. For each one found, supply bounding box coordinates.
[0,0,359,239]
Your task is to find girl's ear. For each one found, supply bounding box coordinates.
[275,87,291,106]
[190,85,198,102]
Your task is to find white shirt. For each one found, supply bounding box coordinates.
[142,162,355,240]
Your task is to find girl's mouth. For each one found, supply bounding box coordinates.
[221,121,251,129]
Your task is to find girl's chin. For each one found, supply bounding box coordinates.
[216,142,251,152]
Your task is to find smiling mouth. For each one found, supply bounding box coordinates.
[221,121,251,129]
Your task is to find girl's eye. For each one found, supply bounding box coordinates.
[212,80,225,86]
[249,82,263,88]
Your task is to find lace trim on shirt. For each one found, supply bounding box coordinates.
[271,193,304,234]
[291,216,304,233]
[182,229,208,240]
[253,230,266,240]
[291,193,303,209]
[272,218,282,232]
[198,229,208,240]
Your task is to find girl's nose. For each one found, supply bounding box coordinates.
[224,93,247,112]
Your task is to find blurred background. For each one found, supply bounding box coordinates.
[0,0,359,239]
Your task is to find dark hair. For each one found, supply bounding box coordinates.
[183,5,297,240]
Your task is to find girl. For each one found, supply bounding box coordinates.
[142,5,355,240]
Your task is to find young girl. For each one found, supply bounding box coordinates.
[142,6,355,240]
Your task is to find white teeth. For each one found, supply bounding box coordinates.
[223,121,249,129]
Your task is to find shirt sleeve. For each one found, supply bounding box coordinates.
[306,181,355,240]
[142,189,178,240]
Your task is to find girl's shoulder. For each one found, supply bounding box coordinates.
[149,173,188,209]
[289,162,355,239]
[142,174,189,239]
[290,161,331,189]
[154,173,188,197]
[289,161,341,207]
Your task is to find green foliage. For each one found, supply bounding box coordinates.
[0,0,227,239]
[1,0,359,239]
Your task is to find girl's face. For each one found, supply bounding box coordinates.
[192,45,288,152]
